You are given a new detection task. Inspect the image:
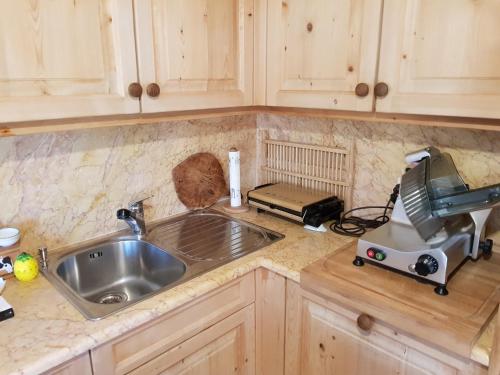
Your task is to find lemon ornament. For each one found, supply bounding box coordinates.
[14,252,39,282]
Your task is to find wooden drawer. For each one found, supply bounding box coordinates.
[92,272,255,375]
[43,353,92,375]
[286,281,486,375]
[129,304,255,375]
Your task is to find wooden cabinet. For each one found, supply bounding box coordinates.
[377,0,500,119]
[266,0,383,111]
[265,0,500,119]
[43,353,92,375]
[0,0,254,123]
[134,0,254,112]
[285,281,487,375]
[0,0,139,122]
[255,268,286,375]
[91,272,255,375]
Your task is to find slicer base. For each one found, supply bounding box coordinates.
[353,256,365,267]
[434,284,449,296]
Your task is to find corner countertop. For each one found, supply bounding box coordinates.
[0,207,494,374]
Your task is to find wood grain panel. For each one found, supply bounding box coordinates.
[0,0,139,121]
[43,353,92,375]
[377,0,500,118]
[255,268,286,375]
[301,242,500,358]
[266,0,383,111]
[134,0,254,112]
[129,304,255,375]
[91,272,255,375]
[286,280,488,375]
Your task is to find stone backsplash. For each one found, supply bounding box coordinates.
[0,115,257,251]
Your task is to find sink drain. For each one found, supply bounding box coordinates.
[95,291,128,304]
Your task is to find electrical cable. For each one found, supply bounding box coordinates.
[330,184,399,237]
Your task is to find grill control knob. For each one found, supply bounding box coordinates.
[414,255,439,276]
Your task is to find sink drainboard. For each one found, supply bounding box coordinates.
[148,212,283,262]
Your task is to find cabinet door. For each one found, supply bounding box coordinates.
[0,0,139,122]
[266,0,383,111]
[92,273,255,375]
[134,0,254,112]
[130,304,255,375]
[377,0,500,119]
[285,281,479,375]
[43,353,92,375]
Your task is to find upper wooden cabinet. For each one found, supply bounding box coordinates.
[134,0,254,112]
[266,0,383,111]
[0,0,140,122]
[377,0,500,119]
[2,0,500,125]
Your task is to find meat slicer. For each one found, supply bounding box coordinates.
[354,147,500,295]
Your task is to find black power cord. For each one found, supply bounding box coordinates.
[330,184,400,237]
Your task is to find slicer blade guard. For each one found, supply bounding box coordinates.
[400,147,500,242]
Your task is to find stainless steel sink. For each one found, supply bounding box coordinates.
[43,210,283,320]
[56,241,186,305]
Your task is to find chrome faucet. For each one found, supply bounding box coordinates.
[117,196,152,235]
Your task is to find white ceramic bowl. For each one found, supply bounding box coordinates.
[0,228,20,247]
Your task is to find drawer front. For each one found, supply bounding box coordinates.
[43,353,92,375]
[300,298,457,375]
[285,281,480,375]
[92,272,255,375]
[130,304,255,375]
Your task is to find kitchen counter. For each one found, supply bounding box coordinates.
[0,207,495,374]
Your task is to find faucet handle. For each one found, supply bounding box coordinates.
[128,195,153,213]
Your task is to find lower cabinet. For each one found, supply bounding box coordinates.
[120,304,255,375]
[285,281,487,375]
[91,272,255,375]
[43,353,92,375]
[43,270,490,375]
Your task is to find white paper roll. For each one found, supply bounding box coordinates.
[229,148,241,207]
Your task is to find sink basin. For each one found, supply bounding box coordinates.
[57,240,186,305]
[45,239,186,319]
[43,210,283,320]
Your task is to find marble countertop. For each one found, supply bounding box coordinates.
[0,207,494,374]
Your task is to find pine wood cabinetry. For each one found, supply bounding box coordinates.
[134,0,254,112]
[2,0,500,127]
[285,281,487,375]
[266,0,382,111]
[265,0,500,119]
[0,0,254,123]
[377,0,500,118]
[0,0,139,122]
[91,272,255,375]
[43,353,92,375]
[255,268,286,375]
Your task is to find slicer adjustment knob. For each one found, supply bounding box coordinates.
[414,255,439,276]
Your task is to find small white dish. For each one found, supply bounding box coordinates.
[0,278,4,295]
[0,228,20,247]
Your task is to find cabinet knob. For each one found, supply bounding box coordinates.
[146,83,161,98]
[128,82,143,98]
[355,83,369,97]
[357,313,374,332]
[374,82,389,98]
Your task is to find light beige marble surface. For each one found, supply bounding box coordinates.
[0,115,257,251]
[0,207,493,375]
[0,207,354,375]
[0,113,497,373]
[257,113,500,242]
